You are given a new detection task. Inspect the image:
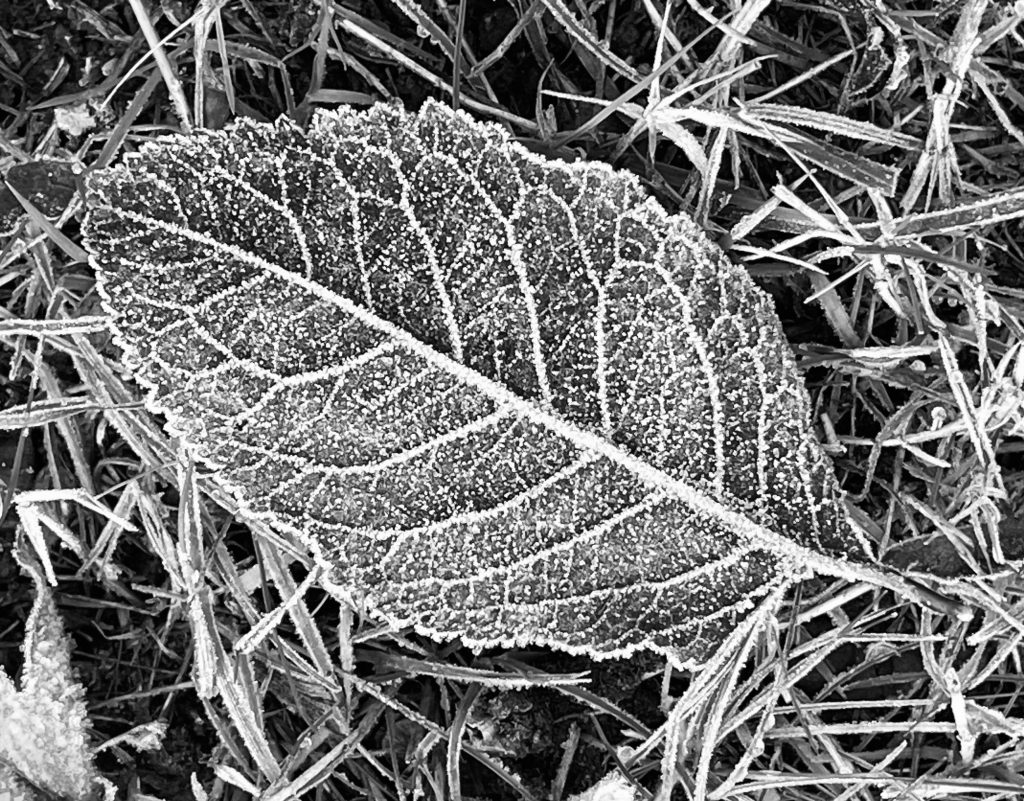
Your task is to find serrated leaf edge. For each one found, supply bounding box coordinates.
[86,102,892,668]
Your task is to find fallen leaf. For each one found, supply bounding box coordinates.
[84,101,875,666]
[0,559,102,800]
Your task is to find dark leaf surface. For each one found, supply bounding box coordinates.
[84,101,873,665]
[0,159,79,235]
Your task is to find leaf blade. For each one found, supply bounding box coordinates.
[84,101,871,665]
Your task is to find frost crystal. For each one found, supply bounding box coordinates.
[84,100,873,666]
[0,569,100,800]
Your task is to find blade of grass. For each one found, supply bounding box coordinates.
[539,0,642,83]
[127,0,192,131]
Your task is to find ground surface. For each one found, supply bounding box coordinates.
[1,0,1024,799]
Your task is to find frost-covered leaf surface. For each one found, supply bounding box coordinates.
[0,568,99,800]
[84,100,873,666]
[0,764,35,801]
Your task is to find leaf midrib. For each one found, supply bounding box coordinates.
[104,204,870,582]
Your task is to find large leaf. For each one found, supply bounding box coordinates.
[83,101,874,666]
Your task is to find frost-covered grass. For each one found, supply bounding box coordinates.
[1,1,1023,799]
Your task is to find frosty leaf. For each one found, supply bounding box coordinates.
[0,563,100,800]
[0,764,36,801]
[0,159,78,236]
[83,100,875,666]
[567,769,641,801]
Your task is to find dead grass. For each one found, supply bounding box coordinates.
[1,0,1024,798]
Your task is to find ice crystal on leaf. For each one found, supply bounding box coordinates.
[0,565,102,801]
[83,100,876,667]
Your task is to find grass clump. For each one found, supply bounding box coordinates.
[1,0,1024,799]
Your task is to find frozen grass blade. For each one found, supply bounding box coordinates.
[538,0,641,83]
[126,0,192,130]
